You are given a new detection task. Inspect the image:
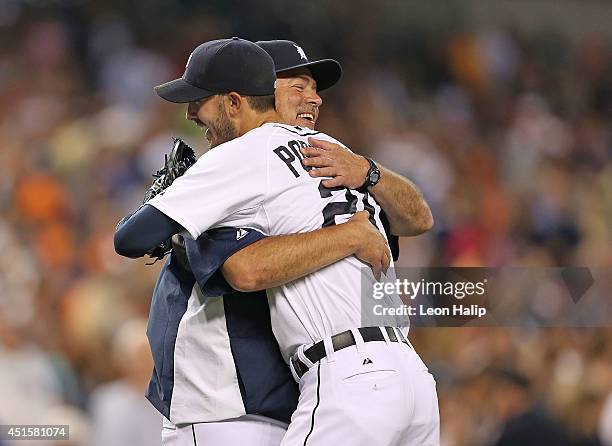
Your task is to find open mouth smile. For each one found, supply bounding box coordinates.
[297,113,315,123]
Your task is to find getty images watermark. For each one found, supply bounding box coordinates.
[372,278,488,318]
[361,267,610,328]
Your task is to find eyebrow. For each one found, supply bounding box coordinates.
[291,75,317,90]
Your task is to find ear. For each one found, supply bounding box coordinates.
[226,92,243,117]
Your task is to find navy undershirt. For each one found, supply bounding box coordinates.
[114,204,182,258]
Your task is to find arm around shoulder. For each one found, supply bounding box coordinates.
[373,165,434,236]
[222,210,391,292]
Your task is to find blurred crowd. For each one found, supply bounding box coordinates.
[0,2,610,445]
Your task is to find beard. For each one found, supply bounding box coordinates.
[205,99,238,148]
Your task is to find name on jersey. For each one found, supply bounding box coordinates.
[273,140,312,178]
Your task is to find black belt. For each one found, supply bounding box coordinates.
[290,327,410,379]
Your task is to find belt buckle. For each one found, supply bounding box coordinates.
[290,343,315,381]
[289,354,304,382]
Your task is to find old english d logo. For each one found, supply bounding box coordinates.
[293,43,308,61]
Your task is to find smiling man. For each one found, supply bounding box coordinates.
[256,40,340,128]
[255,40,433,238]
[275,67,321,126]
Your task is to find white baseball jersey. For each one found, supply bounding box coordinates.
[148,123,405,360]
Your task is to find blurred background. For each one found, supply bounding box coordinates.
[0,0,610,445]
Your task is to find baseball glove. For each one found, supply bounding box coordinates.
[143,137,197,204]
[144,137,197,262]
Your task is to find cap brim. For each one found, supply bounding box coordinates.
[154,78,216,103]
[277,59,342,92]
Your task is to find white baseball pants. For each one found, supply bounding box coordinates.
[282,328,440,446]
[162,415,287,446]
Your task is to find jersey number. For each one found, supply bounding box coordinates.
[318,181,377,228]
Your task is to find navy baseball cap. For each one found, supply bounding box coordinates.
[256,40,342,92]
[155,37,276,103]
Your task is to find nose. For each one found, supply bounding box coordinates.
[305,87,322,107]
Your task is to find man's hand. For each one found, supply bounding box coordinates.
[303,137,434,237]
[222,211,392,292]
[301,137,369,189]
[345,211,390,280]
